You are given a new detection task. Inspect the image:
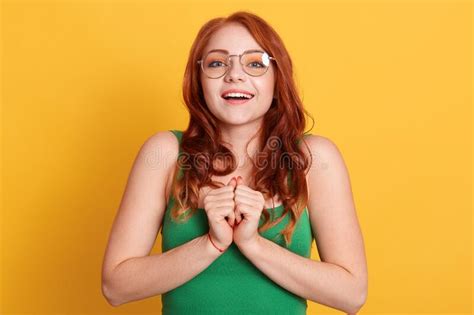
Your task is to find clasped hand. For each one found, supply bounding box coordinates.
[203,176,265,251]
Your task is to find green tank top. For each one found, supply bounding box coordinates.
[160,129,314,315]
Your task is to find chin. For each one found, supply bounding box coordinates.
[222,118,251,126]
[223,115,264,127]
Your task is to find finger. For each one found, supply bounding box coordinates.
[235,202,253,219]
[234,183,255,193]
[211,204,235,225]
[204,189,231,207]
[228,176,237,186]
[234,187,260,202]
[236,176,244,186]
[234,193,263,212]
[213,200,236,226]
[234,203,243,224]
[206,183,235,199]
[212,185,235,195]
[207,190,234,202]
[212,202,235,215]
[226,207,236,227]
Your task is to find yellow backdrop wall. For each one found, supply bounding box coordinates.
[1,0,471,314]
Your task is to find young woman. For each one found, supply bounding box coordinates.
[101,11,367,315]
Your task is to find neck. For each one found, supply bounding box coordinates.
[218,120,263,169]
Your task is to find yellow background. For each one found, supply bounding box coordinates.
[1,0,472,314]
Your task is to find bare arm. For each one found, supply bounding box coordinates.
[239,236,363,314]
[237,135,368,314]
[101,131,225,306]
[103,234,223,306]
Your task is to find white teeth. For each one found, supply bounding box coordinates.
[222,92,253,99]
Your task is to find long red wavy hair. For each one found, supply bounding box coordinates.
[170,11,315,246]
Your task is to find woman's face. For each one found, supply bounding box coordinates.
[199,23,276,127]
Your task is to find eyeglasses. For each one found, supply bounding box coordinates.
[197,49,276,79]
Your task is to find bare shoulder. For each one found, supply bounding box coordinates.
[300,134,344,176]
[141,130,180,162]
[142,130,180,201]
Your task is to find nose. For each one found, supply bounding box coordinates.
[223,55,246,82]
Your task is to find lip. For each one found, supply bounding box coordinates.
[221,89,255,105]
[221,89,255,98]
[223,97,253,105]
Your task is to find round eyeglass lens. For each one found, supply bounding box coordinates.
[202,51,271,78]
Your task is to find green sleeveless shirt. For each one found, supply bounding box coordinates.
[160,129,314,314]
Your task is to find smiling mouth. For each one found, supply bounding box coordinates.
[222,95,254,105]
[221,95,255,100]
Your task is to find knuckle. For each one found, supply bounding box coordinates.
[205,201,214,210]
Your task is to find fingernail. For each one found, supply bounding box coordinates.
[238,176,242,180]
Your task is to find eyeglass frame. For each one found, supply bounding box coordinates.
[197,49,277,79]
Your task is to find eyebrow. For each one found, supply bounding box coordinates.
[204,48,265,55]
